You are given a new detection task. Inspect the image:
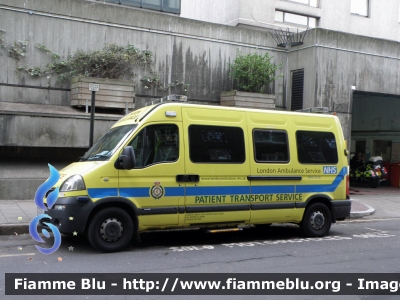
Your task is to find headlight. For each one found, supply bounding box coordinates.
[60,175,86,192]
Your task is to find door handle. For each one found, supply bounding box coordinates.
[176,174,200,183]
[176,174,186,183]
[186,174,199,183]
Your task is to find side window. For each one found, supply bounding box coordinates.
[296,131,338,164]
[128,124,178,168]
[253,130,289,163]
[189,125,245,163]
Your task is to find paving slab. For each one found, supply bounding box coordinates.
[349,186,400,219]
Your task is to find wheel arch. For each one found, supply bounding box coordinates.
[301,194,335,223]
[86,197,140,233]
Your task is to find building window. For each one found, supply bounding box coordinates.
[253,130,289,163]
[275,11,317,27]
[142,0,162,11]
[189,125,245,163]
[285,0,319,8]
[105,0,180,14]
[291,69,304,111]
[351,0,369,17]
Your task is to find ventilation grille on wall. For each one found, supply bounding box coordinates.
[291,69,304,111]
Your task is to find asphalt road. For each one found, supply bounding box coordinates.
[1,216,400,300]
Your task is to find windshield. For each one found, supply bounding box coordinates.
[80,125,137,161]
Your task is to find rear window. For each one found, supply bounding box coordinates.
[296,131,338,164]
[189,125,245,163]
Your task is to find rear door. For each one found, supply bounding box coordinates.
[182,107,251,225]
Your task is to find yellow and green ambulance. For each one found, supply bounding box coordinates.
[45,95,351,252]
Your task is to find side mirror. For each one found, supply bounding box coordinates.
[114,146,136,170]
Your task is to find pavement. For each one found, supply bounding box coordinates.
[1,185,397,235]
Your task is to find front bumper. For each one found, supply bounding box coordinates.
[42,196,95,234]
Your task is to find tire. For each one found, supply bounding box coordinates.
[88,207,134,252]
[300,203,332,237]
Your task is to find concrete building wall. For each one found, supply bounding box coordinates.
[3,1,398,127]
[181,0,400,42]
[236,0,321,30]
[1,0,400,198]
[0,0,284,107]
[283,28,400,142]
[313,30,400,101]
[0,113,116,147]
[180,0,239,26]
[0,0,286,199]
[319,0,400,41]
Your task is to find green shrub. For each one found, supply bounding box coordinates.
[229,50,282,93]
[0,29,189,94]
[37,43,153,84]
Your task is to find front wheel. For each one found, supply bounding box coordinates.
[300,203,332,237]
[88,207,134,252]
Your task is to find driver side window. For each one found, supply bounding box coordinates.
[128,124,179,168]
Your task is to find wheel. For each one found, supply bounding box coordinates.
[300,203,332,237]
[88,207,134,252]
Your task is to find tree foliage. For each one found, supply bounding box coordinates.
[229,50,283,93]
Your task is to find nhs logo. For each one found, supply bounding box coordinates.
[323,166,337,174]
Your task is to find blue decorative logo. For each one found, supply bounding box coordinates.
[29,164,62,255]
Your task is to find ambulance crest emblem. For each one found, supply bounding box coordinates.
[150,181,164,200]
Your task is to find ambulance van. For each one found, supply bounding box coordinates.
[45,95,351,252]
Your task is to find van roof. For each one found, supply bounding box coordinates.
[112,102,337,128]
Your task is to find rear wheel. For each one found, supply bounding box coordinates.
[300,203,332,237]
[88,207,134,252]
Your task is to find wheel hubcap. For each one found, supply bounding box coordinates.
[310,211,325,231]
[100,218,123,242]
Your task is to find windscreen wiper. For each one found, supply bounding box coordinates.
[86,154,111,161]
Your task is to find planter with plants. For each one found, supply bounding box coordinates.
[1,34,189,112]
[221,50,282,109]
[32,43,153,111]
[70,76,135,112]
